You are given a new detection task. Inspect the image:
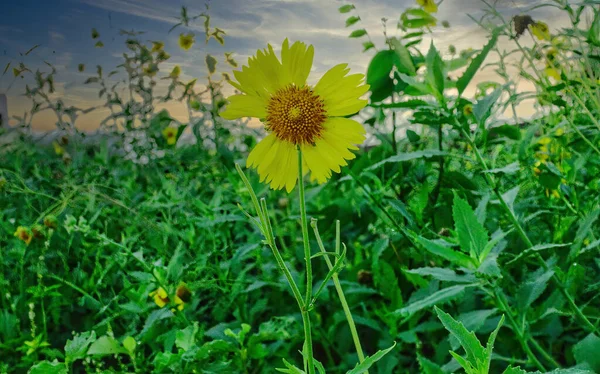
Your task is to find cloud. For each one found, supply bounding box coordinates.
[50,31,66,43]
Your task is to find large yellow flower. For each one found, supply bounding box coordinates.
[220,39,369,192]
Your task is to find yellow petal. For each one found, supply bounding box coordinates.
[247,133,277,169]
[280,39,314,87]
[313,64,369,116]
[220,94,267,120]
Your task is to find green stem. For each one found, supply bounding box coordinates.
[297,148,315,374]
[459,126,597,334]
[311,219,366,368]
[494,289,547,371]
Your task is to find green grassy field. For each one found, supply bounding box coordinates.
[1,1,600,373]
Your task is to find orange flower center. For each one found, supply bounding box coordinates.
[266,85,327,145]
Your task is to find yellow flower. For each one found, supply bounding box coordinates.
[538,137,552,145]
[14,226,33,245]
[53,141,65,156]
[150,287,169,308]
[417,0,438,13]
[530,22,550,41]
[220,39,369,192]
[463,104,473,116]
[545,64,560,80]
[170,65,181,78]
[143,64,158,77]
[162,127,178,145]
[178,33,195,51]
[151,41,164,52]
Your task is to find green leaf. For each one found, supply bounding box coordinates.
[390,38,416,75]
[404,267,476,283]
[516,269,554,311]
[452,194,488,259]
[28,361,67,374]
[413,235,475,268]
[338,4,355,13]
[394,285,470,317]
[87,336,126,356]
[349,29,368,38]
[502,367,528,374]
[367,50,394,86]
[456,27,499,95]
[122,336,136,354]
[371,99,429,109]
[346,342,396,373]
[65,331,96,364]
[366,150,449,171]
[346,16,361,27]
[176,324,198,352]
[574,334,600,372]
[406,129,421,143]
[276,358,305,373]
[434,307,486,367]
[418,355,445,374]
[473,85,503,125]
[362,41,375,52]
[425,42,445,97]
[205,54,217,74]
[483,315,505,372]
[484,162,520,175]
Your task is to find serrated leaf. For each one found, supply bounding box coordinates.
[413,235,475,268]
[390,38,416,76]
[453,194,488,259]
[473,86,503,125]
[65,331,96,364]
[425,42,445,97]
[435,307,486,367]
[502,367,528,374]
[346,342,396,373]
[483,315,505,372]
[484,162,520,174]
[457,27,499,95]
[516,269,554,311]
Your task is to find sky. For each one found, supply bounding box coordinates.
[0,0,569,131]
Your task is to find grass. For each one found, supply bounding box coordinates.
[1,0,600,373]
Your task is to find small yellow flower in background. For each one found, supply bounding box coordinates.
[157,50,171,61]
[162,127,178,145]
[178,33,195,51]
[53,141,65,156]
[417,0,438,13]
[151,41,164,52]
[538,137,552,145]
[221,39,369,192]
[463,104,473,116]
[555,128,564,136]
[14,226,33,245]
[545,65,561,80]
[530,22,550,41]
[546,189,560,199]
[170,65,181,79]
[143,64,159,77]
[150,287,169,308]
[44,215,58,229]
[546,48,558,62]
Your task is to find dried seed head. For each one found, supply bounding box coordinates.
[514,15,535,38]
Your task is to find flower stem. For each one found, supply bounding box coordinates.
[311,219,366,368]
[297,148,315,374]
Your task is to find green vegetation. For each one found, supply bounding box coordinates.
[1,1,600,373]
